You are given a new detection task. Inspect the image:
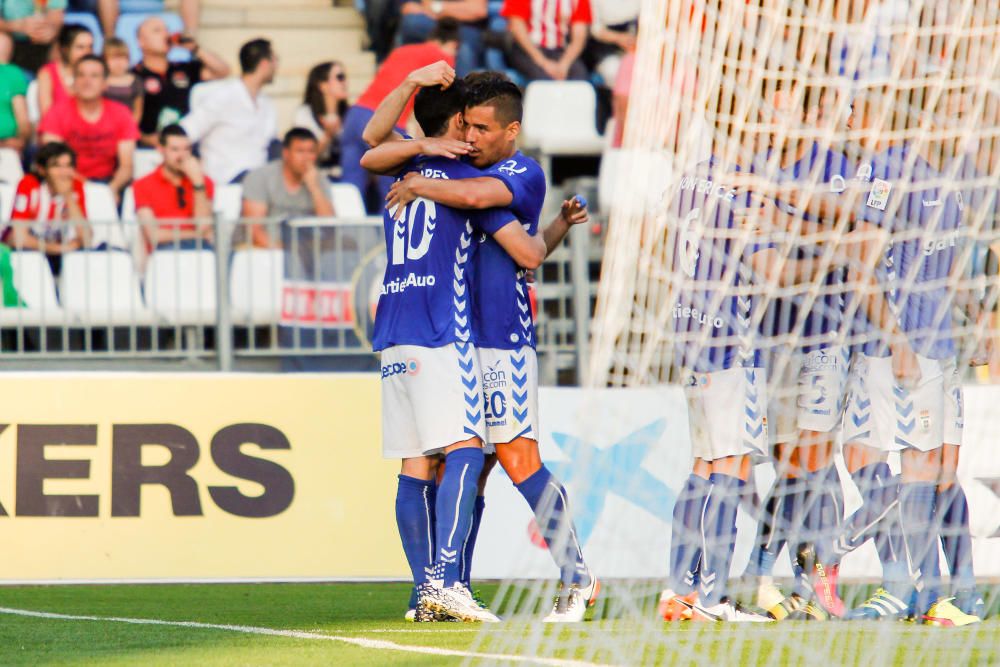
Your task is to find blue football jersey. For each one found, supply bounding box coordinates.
[372,157,512,351]
[749,144,854,351]
[671,159,765,372]
[855,142,963,359]
[472,151,547,350]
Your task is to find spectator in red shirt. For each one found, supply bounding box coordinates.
[39,54,140,204]
[502,0,592,82]
[340,18,458,213]
[132,124,214,251]
[3,142,89,276]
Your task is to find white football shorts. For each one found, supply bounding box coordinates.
[841,353,945,452]
[943,358,963,446]
[478,346,539,446]
[380,342,485,459]
[769,345,850,445]
[684,365,768,461]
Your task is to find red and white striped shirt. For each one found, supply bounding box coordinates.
[502,0,592,50]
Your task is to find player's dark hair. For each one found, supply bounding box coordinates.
[35,142,76,171]
[239,38,273,74]
[464,73,523,125]
[159,123,188,146]
[74,53,109,78]
[283,127,318,147]
[57,24,92,65]
[430,17,460,45]
[414,79,468,138]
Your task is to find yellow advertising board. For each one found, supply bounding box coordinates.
[0,373,408,581]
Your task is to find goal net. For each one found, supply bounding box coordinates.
[471,0,1000,663]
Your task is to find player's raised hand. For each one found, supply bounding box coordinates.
[406,61,456,90]
[386,173,422,220]
[419,137,472,159]
[560,195,589,225]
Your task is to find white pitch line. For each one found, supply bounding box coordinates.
[0,606,611,667]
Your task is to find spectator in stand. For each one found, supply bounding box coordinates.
[397,0,487,76]
[610,49,633,147]
[133,124,213,251]
[1,1,65,74]
[3,142,89,276]
[241,128,334,249]
[68,0,202,40]
[293,61,349,173]
[0,32,30,157]
[104,37,143,122]
[341,19,458,211]
[39,54,140,203]
[501,0,591,82]
[180,38,277,185]
[586,0,637,88]
[37,24,94,117]
[134,16,230,146]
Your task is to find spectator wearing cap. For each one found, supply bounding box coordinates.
[397,0,487,77]
[39,54,140,203]
[341,20,458,212]
[0,32,30,155]
[3,142,89,276]
[501,0,591,82]
[0,0,65,74]
[180,38,277,185]
[132,124,214,251]
[241,128,334,249]
[134,16,229,147]
[37,24,94,118]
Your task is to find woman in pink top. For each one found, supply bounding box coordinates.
[38,25,95,118]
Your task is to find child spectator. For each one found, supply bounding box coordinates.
[104,37,144,123]
[39,54,140,203]
[132,124,213,251]
[0,32,30,156]
[37,24,94,118]
[3,142,89,276]
[293,61,349,173]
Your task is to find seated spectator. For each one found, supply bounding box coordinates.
[134,16,229,146]
[38,24,94,118]
[293,61,348,173]
[586,0,637,87]
[501,0,591,82]
[69,0,202,40]
[241,128,334,249]
[104,37,144,122]
[397,0,487,76]
[342,20,458,212]
[0,32,30,156]
[1,0,65,74]
[3,142,90,276]
[39,54,140,203]
[180,38,276,185]
[133,124,213,251]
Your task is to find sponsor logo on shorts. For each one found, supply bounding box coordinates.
[381,359,420,378]
[920,409,931,433]
[482,364,507,391]
[804,351,840,372]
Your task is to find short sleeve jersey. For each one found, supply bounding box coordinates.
[241,161,330,220]
[0,64,27,140]
[372,156,513,351]
[9,174,87,243]
[38,99,140,180]
[855,142,962,359]
[474,151,546,350]
[671,159,765,372]
[134,60,203,135]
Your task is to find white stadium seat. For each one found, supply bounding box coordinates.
[133,149,163,181]
[84,182,129,250]
[0,251,66,326]
[0,181,15,221]
[329,182,366,219]
[520,81,605,156]
[144,250,217,325]
[26,79,39,124]
[213,183,243,221]
[229,249,284,325]
[0,147,23,183]
[59,250,153,326]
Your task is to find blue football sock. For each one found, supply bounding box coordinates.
[515,466,590,586]
[700,473,744,606]
[835,462,895,558]
[395,475,436,606]
[432,448,484,587]
[937,482,977,607]
[803,464,844,566]
[891,481,940,614]
[746,477,786,578]
[460,495,486,589]
[669,473,710,593]
[780,475,814,598]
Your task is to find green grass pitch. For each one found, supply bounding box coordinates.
[0,582,998,666]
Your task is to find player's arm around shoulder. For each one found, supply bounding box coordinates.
[490,218,546,270]
[360,137,471,176]
[387,173,513,211]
